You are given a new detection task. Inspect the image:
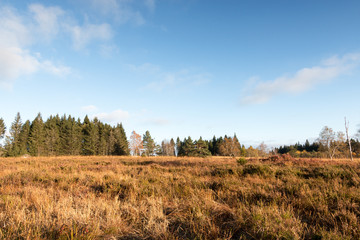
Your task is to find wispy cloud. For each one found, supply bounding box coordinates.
[241,53,360,104]
[81,105,98,113]
[142,118,169,126]
[68,23,113,50]
[95,109,130,123]
[128,63,211,92]
[28,4,64,42]
[89,0,148,25]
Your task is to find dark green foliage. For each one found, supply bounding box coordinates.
[177,137,212,157]
[5,112,23,156]
[277,140,320,156]
[237,157,247,165]
[82,116,98,155]
[193,137,211,157]
[113,123,129,155]
[44,115,60,156]
[0,118,5,140]
[143,130,156,156]
[29,113,45,156]
[18,120,30,155]
[2,112,129,157]
[60,115,82,155]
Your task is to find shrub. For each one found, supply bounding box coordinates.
[237,157,247,165]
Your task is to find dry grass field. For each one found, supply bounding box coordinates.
[0,156,359,239]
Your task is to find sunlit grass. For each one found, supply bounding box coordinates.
[0,156,359,239]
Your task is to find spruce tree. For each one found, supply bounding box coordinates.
[143,130,156,156]
[5,112,23,156]
[18,120,30,155]
[44,115,60,156]
[175,137,181,156]
[97,122,108,155]
[180,137,196,156]
[0,118,5,140]
[0,118,6,156]
[59,115,82,155]
[194,137,211,157]
[29,113,45,156]
[113,123,129,155]
[82,115,97,155]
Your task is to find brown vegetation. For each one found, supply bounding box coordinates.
[0,156,359,239]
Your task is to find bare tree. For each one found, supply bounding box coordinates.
[344,117,353,161]
[130,131,143,156]
[318,126,345,159]
[257,141,268,157]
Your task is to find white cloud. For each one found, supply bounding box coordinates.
[95,109,130,123]
[81,105,98,113]
[0,5,71,89]
[28,4,64,41]
[90,0,146,25]
[99,44,119,57]
[0,6,31,47]
[129,63,211,92]
[68,23,113,50]
[146,70,211,92]
[143,118,169,126]
[0,47,39,89]
[241,53,360,104]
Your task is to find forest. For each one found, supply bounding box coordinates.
[0,112,359,159]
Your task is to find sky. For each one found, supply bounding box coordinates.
[1,0,360,148]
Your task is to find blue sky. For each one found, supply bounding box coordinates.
[1,0,360,148]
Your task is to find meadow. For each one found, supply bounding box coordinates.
[0,156,359,239]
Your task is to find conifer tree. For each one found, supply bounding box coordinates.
[44,115,60,156]
[82,115,98,155]
[29,113,45,156]
[0,118,5,140]
[194,137,211,157]
[175,137,181,156]
[143,130,156,156]
[179,137,196,156]
[113,123,129,155]
[0,118,6,156]
[5,112,23,156]
[97,122,108,155]
[18,120,30,155]
[170,138,175,156]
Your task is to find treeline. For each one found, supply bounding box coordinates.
[1,113,359,159]
[276,127,360,159]
[0,113,129,157]
[131,131,263,158]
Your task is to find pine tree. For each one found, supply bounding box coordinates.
[44,115,60,156]
[0,118,5,140]
[5,112,23,156]
[0,118,6,156]
[29,113,45,156]
[175,137,181,156]
[113,123,129,155]
[97,122,108,155]
[194,137,211,157]
[180,137,196,156]
[18,120,30,155]
[143,130,156,156]
[82,116,98,155]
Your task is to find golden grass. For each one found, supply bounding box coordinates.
[0,156,359,239]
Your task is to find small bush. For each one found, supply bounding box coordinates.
[237,157,247,165]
